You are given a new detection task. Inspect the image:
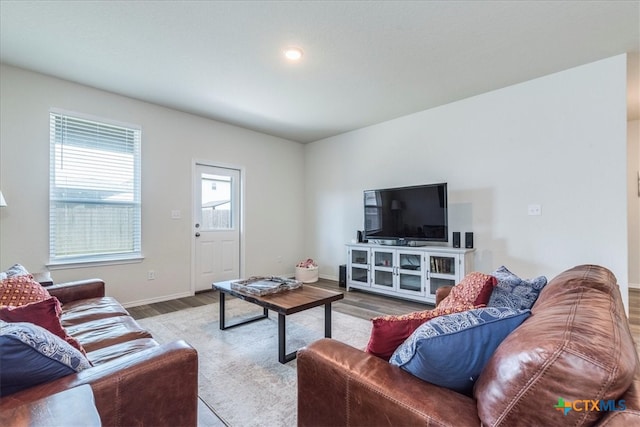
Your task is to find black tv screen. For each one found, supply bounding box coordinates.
[364,183,448,242]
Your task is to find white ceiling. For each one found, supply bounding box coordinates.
[1,1,639,143]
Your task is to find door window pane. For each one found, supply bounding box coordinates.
[201,174,232,230]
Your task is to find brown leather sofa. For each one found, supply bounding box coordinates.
[0,279,198,426]
[297,265,640,426]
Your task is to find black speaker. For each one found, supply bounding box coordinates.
[357,230,367,243]
[338,265,346,288]
[452,232,460,248]
[465,232,474,249]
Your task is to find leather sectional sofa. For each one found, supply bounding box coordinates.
[297,264,640,426]
[0,278,198,426]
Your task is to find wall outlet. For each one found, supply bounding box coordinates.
[147,270,156,280]
[171,210,181,219]
[527,204,542,216]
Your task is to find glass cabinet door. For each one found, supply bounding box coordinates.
[351,249,369,266]
[429,256,456,275]
[373,250,393,268]
[371,249,394,289]
[349,248,370,286]
[429,277,456,295]
[350,266,369,284]
[428,255,458,295]
[397,251,424,294]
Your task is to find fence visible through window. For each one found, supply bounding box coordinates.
[201,174,232,230]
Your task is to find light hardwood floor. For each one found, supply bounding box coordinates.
[128,280,640,427]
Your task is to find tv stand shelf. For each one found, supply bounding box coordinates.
[346,243,475,304]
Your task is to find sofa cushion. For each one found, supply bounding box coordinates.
[437,272,497,309]
[0,297,86,354]
[365,304,478,360]
[86,338,159,365]
[61,297,130,327]
[0,275,51,307]
[390,306,530,395]
[65,315,153,353]
[0,320,91,396]
[475,265,638,426]
[487,265,547,310]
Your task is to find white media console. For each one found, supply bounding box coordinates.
[346,243,475,304]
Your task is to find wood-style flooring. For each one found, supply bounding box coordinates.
[128,280,640,427]
[128,278,428,321]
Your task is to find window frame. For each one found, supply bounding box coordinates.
[48,109,143,268]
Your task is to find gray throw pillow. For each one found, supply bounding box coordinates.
[487,265,547,310]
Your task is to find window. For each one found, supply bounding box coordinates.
[200,174,231,230]
[49,111,141,265]
[364,191,382,233]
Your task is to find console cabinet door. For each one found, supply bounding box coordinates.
[371,249,394,291]
[396,250,425,296]
[371,248,425,296]
[427,254,461,297]
[348,247,370,287]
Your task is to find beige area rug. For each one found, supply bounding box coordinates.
[138,298,372,427]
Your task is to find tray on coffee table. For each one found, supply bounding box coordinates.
[230,276,302,296]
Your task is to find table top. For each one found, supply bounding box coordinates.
[213,280,344,315]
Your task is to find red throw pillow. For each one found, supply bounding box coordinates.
[0,297,87,356]
[0,275,51,307]
[438,272,497,310]
[365,304,479,360]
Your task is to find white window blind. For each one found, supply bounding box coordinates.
[49,111,141,264]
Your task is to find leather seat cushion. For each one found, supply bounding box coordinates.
[64,315,153,353]
[86,338,159,365]
[61,297,129,327]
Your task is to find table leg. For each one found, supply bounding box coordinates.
[278,304,334,364]
[324,302,332,338]
[218,291,269,330]
[278,313,297,364]
[219,292,226,330]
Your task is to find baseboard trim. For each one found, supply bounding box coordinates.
[122,291,194,308]
[320,274,338,282]
[629,282,640,290]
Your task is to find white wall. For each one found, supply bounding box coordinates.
[0,56,632,309]
[629,119,640,288]
[305,55,629,309]
[0,64,305,306]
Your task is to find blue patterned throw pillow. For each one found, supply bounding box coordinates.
[389,307,531,395]
[0,320,91,396]
[487,266,547,310]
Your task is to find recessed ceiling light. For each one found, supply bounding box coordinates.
[284,46,304,61]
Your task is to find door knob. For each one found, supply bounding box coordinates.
[195,232,201,237]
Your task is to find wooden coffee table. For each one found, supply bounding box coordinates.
[212,280,344,363]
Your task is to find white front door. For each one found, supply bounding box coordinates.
[193,164,241,292]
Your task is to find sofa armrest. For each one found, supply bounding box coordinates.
[46,279,105,304]
[435,285,453,306]
[297,338,480,427]
[0,340,198,427]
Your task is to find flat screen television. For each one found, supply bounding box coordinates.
[363,183,448,243]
